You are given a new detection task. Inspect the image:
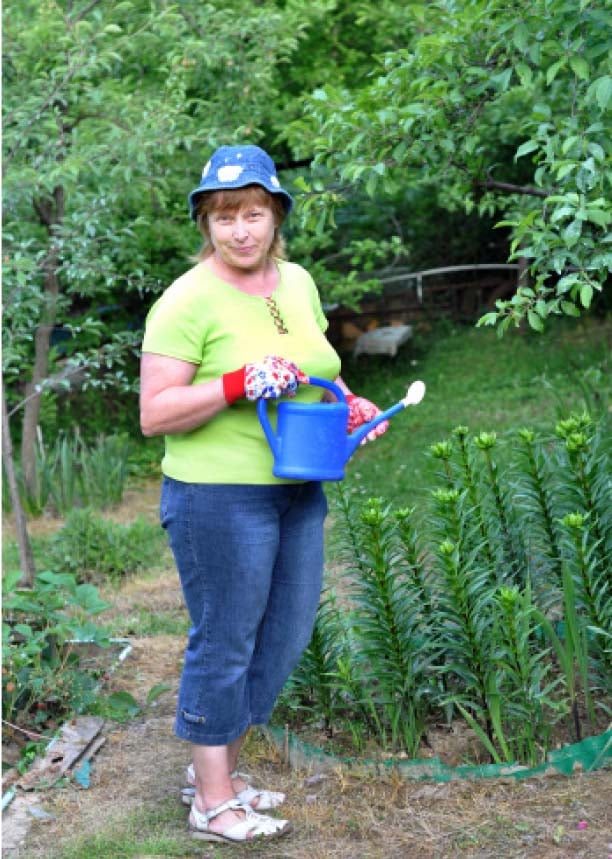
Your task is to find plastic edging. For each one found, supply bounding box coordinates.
[263,726,612,782]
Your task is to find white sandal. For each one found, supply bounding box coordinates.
[188,798,291,842]
[181,764,286,810]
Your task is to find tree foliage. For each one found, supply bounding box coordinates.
[1,0,330,489]
[2,0,611,465]
[285,0,611,331]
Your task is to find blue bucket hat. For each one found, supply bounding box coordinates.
[188,145,294,221]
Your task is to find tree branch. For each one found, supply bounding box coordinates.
[3,64,82,170]
[68,112,131,132]
[70,0,104,24]
[479,178,550,198]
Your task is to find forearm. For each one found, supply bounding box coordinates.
[140,378,227,437]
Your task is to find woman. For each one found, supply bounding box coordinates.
[140,144,387,843]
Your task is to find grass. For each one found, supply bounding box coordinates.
[337,315,611,508]
[106,606,190,638]
[27,802,195,859]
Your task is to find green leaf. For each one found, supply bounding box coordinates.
[476,312,499,328]
[535,299,548,317]
[546,59,566,86]
[514,62,533,85]
[580,284,593,308]
[556,163,576,180]
[569,56,589,81]
[562,219,582,245]
[512,24,529,53]
[595,76,612,110]
[365,171,378,198]
[560,301,581,317]
[491,68,512,92]
[585,208,610,227]
[146,683,171,705]
[515,140,538,160]
[104,690,141,720]
[14,623,34,639]
[587,142,605,162]
[454,702,503,763]
[551,206,575,223]
[557,274,580,295]
[527,310,544,332]
[561,136,580,155]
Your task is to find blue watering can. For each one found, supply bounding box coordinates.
[257,377,426,481]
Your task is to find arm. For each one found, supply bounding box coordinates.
[140,352,227,437]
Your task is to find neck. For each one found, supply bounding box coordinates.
[207,253,278,296]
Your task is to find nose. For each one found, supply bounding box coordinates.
[232,217,249,240]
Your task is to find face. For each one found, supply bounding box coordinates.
[207,202,276,273]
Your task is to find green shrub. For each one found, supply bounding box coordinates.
[47,508,165,584]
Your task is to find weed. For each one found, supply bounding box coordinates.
[5,431,135,517]
[2,569,111,738]
[46,508,165,584]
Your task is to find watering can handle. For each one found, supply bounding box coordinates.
[256,376,346,456]
[306,376,347,403]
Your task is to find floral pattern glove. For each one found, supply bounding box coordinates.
[245,355,309,401]
[346,394,389,443]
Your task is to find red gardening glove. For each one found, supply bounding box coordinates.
[346,394,389,444]
[223,356,309,405]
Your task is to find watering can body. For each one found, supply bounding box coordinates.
[257,377,407,481]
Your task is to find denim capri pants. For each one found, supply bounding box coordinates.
[160,477,328,746]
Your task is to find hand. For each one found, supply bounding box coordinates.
[346,394,389,444]
[245,356,308,401]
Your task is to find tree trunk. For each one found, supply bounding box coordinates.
[21,185,64,499]
[2,382,36,586]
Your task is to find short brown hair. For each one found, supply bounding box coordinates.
[193,186,287,261]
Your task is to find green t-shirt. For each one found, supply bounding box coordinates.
[141,259,342,484]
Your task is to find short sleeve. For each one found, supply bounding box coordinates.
[141,289,206,365]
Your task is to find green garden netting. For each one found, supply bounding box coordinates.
[264,727,612,782]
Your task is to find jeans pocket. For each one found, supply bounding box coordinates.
[180,708,207,725]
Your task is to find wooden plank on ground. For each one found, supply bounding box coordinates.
[16,716,105,791]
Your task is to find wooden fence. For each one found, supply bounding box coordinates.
[326,263,524,351]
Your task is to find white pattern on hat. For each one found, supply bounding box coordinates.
[218,165,244,182]
[201,160,211,178]
[270,175,280,187]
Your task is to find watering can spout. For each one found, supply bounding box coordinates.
[344,380,427,459]
[257,377,426,481]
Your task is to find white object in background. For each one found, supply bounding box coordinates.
[353,325,413,358]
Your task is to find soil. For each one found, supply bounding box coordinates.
[3,484,612,859]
